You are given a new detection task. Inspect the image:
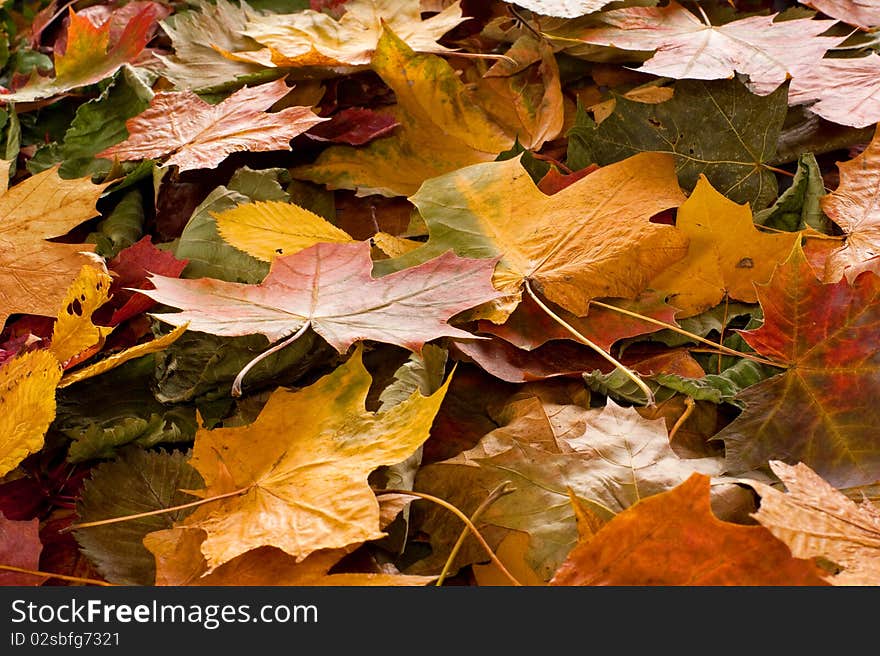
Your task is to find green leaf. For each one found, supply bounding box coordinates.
[87,188,145,258]
[26,67,152,180]
[153,330,336,409]
[54,356,196,463]
[567,79,789,208]
[754,153,831,233]
[654,359,782,406]
[582,368,675,406]
[74,447,204,585]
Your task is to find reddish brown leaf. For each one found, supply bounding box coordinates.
[98,78,327,171]
[0,513,47,585]
[717,242,880,488]
[549,473,831,586]
[476,291,678,352]
[100,236,189,326]
[537,165,598,195]
[307,107,400,146]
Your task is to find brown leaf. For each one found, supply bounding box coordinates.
[97,78,326,171]
[749,460,880,586]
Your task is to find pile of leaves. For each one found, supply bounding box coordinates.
[1,0,879,588]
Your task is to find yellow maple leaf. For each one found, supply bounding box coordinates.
[0,350,64,477]
[649,175,800,317]
[178,345,451,571]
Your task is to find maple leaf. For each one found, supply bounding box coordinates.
[306,107,400,146]
[788,53,880,128]
[818,124,880,282]
[649,175,801,317]
[568,78,789,208]
[212,199,353,262]
[549,473,831,585]
[146,528,436,586]
[235,0,466,68]
[142,240,502,353]
[0,5,163,103]
[289,27,514,197]
[0,513,46,585]
[97,78,326,172]
[375,152,687,321]
[557,1,838,96]
[0,167,108,329]
[748,460,880,586]
[800,1,880,30]
[175,346,450,570]
[717,242,880,489]
[502,1,611,18]
[0,350,63,478]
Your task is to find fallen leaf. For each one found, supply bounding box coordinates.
[289,27,514,197]
[561,2,837,96]
[0,167,107,328]
[143,240,502,353]
[0,5,163,103]
[649,175,800,317]
[788,53,880,128]
[176,346,450,570]
[49,265,113,368]
[213,199,353,262]
[73,447,204,585]
[0,513,46,585]
[568,78,789,208]
[502,0,611,18]
[748,460,880,586]
[800,1,880,30]
[717,242,880,488]
[97,78,326,172]
[819,124,880,282]
[238,0,466,67]
[306,107,400,146]
[102,236,189,326]
[146,527,436,586]
[376,151,687,321]
[0,350,63,478]
[155,0,269,91]
[549,473,831,585]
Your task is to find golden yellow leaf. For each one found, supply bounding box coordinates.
[472,531,546,587]
[146,527,436,586]
[0,350,63,477]
[372,232,422,258]
[386,151,688,321]
[49,265,114,368]
[179,345,451,571]
[213,199,352,262]
[58,323,189,389]
[290,27,514,197]
[0,167,108,328]
[649,175,800,317]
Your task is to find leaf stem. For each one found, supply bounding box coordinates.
[588,299,783,368]
[524,280,656,406]
[0,564,113,587]
[378,488,524,587]
[762,163,796,178]
[435,482,517,586]
[668,396,695,442]
[232,321,311,397]
[62,487,252,533]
